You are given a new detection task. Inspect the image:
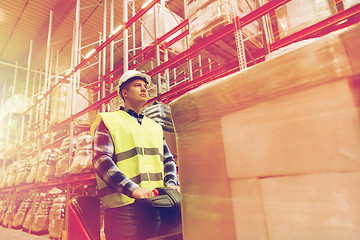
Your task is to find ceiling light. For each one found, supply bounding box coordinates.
[84,49,96,59]
[141,0,152,9]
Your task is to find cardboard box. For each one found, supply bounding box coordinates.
[230,172,360,240]
[170,25,360,239]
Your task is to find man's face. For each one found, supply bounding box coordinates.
[122,79,148,105]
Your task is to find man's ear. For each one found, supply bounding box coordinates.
[122,89,127,98]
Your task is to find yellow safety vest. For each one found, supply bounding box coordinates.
[91,110,164,208]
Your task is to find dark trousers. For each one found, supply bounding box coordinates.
[104,203,160,240]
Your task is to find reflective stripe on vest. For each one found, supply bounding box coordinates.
[92,110,164,208]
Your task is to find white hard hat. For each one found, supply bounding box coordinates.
[117,70,151,97]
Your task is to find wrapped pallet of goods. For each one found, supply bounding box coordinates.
[31,188,61,235]
[6,162,18,187]
[69,132,93,174]
[141,3,185,53]
[0,199,9,225]
[12,196,33,229]
[342,0,360,9]
[14,159,31,186]
[187,0,262,48]
[50,83,94,125]
[36,149,60,183]
[143,102,177,156]
[48,195,66,239]
[170,25,360,239]
[26,156,38,184]
[2,199,21,228]
[0,167,8,188]
[22,192,41,232]
[275,0,337,38]
[55,136,77,177]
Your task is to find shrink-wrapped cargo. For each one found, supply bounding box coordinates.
[187,0,262,48]
[0,199,9,225]
[144,102,177,156]
[50,83,94,125]
[6,162,18,187]
[12,198,32,229]
[14,160,30,185]
[22,192,42,232]
[276,0,337,38]
[26,156,38,184]
[55,136,77,176]
[31,188,61,235]
[31,196,54,234]
[170,25,360,239]
[36,149,60,182]
[2,199,21,228]
[141,3,185,53]
[48,195,66,239]
[69,132,93,174]
[0,167,9,188]
[342,0,360,9]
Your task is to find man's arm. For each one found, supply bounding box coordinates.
[163,138,179,191]
[92,119,139,198]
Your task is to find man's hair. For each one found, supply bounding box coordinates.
[119,76,147,100]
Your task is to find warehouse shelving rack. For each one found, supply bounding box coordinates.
[0,0,359,237]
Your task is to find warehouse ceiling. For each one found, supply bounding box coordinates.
[0,0,185,102]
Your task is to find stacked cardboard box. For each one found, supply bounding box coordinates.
[170,25,360,239]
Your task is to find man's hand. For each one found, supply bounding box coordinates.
[132,187,154,199]
[168,185,180,193]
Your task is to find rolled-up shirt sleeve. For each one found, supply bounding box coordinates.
[92,119,139,198]
[163,138,178,187]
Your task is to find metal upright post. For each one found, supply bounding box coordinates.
[154,3,162,101]
[161,1,170,92]
[97,33,102,103]
[0,79,5,108]
[110,0,114,91]
[131,0,136,67]
[27,68,37,143]
[5,62,18,165]
[258,0,274,54]
[44,10,53,131]
[2,79,6,173]
[123,0,129,72]
[102,0,107,112]
[20,40,32,145]
[183,0,193,82]
[230,0,247,70]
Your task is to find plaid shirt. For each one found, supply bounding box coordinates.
[92,106,178,198]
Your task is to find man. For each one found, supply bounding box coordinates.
[91,70,179,240]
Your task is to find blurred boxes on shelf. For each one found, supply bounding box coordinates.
[36,149,60,183]
[48,195,66,239]
[142,3,186,53]
[170,25,360,239]
[187,0,263,49]
[342,0,360,9]
[276,0,337,38]
[50,84,94,125]
[69,132,93,175]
